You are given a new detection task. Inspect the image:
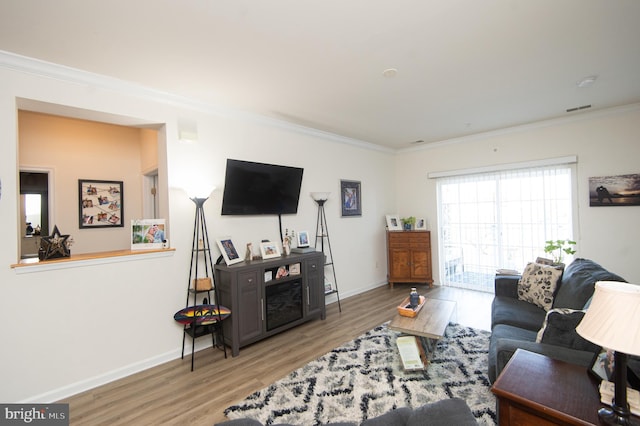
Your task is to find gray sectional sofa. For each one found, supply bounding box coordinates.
[215,398,478,426]
[488,258,626,383]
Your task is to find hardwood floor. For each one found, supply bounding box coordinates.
[61,284,493,425]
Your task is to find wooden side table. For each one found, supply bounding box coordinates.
[491,349,603,425]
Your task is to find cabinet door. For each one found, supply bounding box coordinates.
[237,270,263,344]
[305,257,324,317]
[410,250,430,279]
[389,248,411,280]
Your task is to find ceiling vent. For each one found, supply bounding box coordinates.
[566,104,592,113]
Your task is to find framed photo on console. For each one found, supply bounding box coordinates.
[216,237,243,265]
[297,230,310,248]
[386,214,402,231]
[260,241,281,260]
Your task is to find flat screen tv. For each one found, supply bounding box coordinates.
[221,159,304,215]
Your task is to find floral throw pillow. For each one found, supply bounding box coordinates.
[517,262,563,311]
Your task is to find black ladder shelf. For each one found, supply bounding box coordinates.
[314,198,342,312]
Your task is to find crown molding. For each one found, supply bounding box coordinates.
[0,50,391,153]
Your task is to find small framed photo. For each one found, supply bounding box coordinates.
[340,180,362,217]
[260,241,281,260]
[131,219,166,250]
[79,179,123,228]
[325,280,334,294]
[386,214,402,231]
[289,263,301,275]
[297,230,310,248]
[216,237,244,265]
[590,348,615,381]
[415,217,427,230]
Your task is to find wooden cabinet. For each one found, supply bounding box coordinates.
[215,251,325,356]
[386,230,433,288]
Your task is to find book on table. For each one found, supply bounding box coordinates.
[396,336,427,371]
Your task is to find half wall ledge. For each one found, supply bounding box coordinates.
[10,248,176,274]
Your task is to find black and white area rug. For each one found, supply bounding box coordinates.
[224,323,497,425]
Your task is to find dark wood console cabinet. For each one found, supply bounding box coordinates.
[386,230,433,288]
[215,251,326,356]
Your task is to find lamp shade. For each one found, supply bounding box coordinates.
[311,192,330,201]
[576,281,640,356]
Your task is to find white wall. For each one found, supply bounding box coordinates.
[394,106,640,284]
[0,54,395,403]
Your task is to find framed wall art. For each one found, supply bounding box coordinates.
[340,179,362,217]
[589,173,640,207]
[79,179,123,228]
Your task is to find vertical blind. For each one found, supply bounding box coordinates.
[436,164,575,292]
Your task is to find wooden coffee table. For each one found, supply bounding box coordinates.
[389,297,456,340]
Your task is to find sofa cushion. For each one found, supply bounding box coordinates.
[517,262,563,311]
[552,258,626,309]
[491,296,547,331]
[535,308,601,353]
[360,407,411,426]
[407,398,477,426]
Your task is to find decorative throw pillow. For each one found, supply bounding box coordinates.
[517,262,563,311]
[535,308,601,353]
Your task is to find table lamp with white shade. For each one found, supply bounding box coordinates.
[576,280,640,425]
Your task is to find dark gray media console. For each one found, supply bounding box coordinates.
[214,251,326,356]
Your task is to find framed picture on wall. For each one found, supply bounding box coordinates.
[340,179,362,217]
[589,173,640,207]
[79,179,123,228]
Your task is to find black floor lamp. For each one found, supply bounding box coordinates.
[312,192,341,312]
[175,194,229,371]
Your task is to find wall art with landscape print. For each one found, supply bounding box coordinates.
[589,173,640,207]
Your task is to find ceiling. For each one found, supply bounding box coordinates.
[1,0,639,150]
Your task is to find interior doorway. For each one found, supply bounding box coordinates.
[19,170,51,258]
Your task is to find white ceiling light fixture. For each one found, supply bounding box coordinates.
[577,75,598,88]
[382,68,398,78]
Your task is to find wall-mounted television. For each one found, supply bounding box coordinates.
[221,159,304,215]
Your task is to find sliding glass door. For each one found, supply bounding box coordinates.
[436,164,575,292]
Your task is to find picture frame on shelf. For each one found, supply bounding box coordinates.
[297,230,310,248]
[386,214,402,231]
[289,263,301,275]
[131,219,166,250]
[79,179,123,228]
[216,236,243,265]
[325,280,334,294]
[340,179,362,217]
[260,241,281,259]
[415,217,427,230]
[589,348,615,381]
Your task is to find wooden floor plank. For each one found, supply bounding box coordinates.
[60,284,493,425]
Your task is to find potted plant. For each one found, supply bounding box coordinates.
[544,239,577,264]
[401,216,416,230]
